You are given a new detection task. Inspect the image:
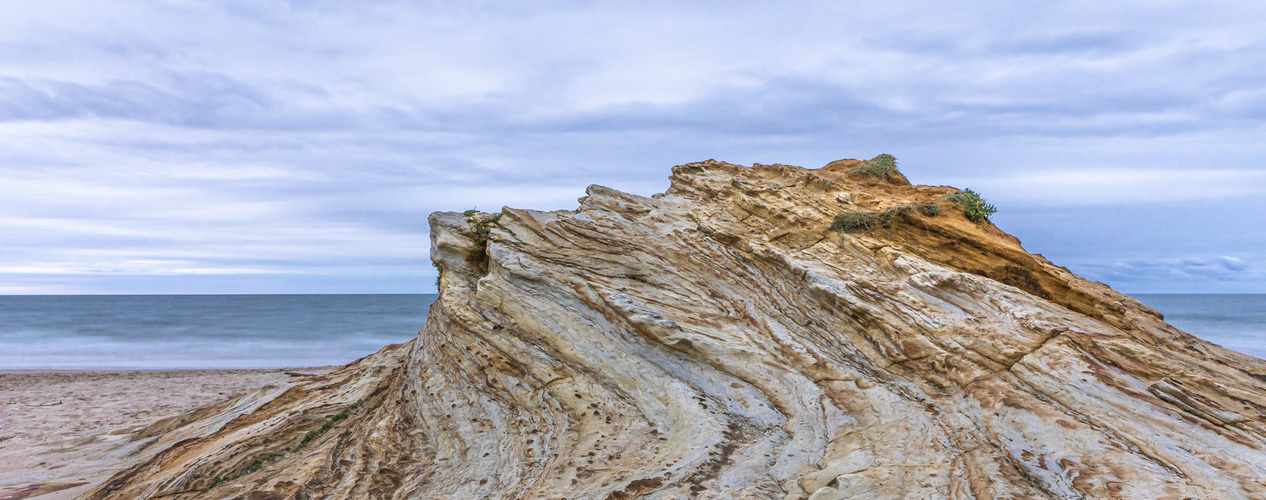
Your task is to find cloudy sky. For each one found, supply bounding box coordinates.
[2,0,1264,294]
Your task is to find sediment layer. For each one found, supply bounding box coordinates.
[87,158,1266,499]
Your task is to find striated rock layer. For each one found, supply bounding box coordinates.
[88,158,1266,499]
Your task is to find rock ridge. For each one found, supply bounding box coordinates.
[87,157,1266,499]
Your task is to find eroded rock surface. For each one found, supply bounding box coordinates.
[87,159,1266,499]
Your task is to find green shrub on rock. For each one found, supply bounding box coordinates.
[946,189,997,223]
[848,154,898,181]
[831,212,877,233]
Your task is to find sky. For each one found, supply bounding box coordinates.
[1,0,1265,294]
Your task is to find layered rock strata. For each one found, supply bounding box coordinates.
[88,158,1266,499]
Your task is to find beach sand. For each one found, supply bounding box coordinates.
[0,368,336,500]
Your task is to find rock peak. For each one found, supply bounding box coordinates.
[91,157,1266,499]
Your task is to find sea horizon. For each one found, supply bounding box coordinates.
[2,293,1262,370]
[0,294,439,371]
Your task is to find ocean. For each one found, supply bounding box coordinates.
[0,294,437,370]
[0,294,1261,370]
[1134,294,1266,360]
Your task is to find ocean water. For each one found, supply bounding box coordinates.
[0,294,1261,370]
[0,295,437,370]
[1135,294,1266,360]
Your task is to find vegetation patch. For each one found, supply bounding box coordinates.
[199,394,383,490]
[296,409,349,450]
[946,189,997,223]
[208,399,368,488]
[847,154,900,182]
[295,399,364,451]
[475,214,502,246]
[832,202,943,234]
[211,452,282,487]
[831,212,878,233]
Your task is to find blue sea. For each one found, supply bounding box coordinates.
[1135,294,1266,360]
[0,294,437,370]
[0,294,1261,370]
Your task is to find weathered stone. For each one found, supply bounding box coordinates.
[87,158,1266,499]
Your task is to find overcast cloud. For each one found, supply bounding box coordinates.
[2,0,1265,294]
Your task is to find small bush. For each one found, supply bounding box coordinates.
[946,189,997,223]
[847,154,899,181]
[833,201,942,234]
[831,212,878,233]
[475,214,502,246]
[463,209,478,217]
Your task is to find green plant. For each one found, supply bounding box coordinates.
[432,262,442,288]
[463,209,478,217]
[209,400,370,489]
[295,407,352,451]
[241,453,281,474]
[475,214,502,246]
[832,202,939,234]
[211,452,283,487]
[946,189,997,223]
[831,211,878,233]
[847,154,899,181]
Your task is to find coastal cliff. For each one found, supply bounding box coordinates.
[87,158,1266,499]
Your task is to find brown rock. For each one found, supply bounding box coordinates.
[86,157,1266,499]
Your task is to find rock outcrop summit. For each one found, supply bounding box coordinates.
[89,157,1266,499]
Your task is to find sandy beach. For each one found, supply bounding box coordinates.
[0,368,335,500]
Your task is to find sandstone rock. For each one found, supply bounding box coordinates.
[86,157,1266,499]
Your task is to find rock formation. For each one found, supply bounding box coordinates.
[87,157,1266,499]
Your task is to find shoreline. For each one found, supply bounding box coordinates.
[0,367,336,374]
[0,366,336,499]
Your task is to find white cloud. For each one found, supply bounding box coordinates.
[944,168,1266,207]
[1070,255,1261,293]
[1,0,1266,292]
